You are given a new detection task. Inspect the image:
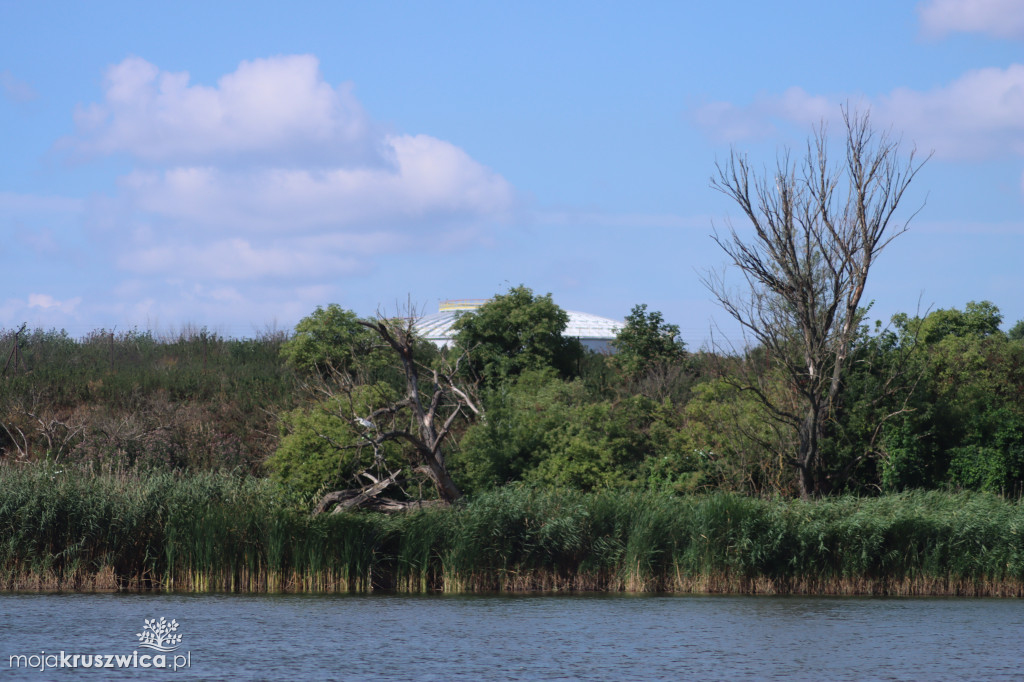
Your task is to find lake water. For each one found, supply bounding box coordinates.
[1,593,1022,680]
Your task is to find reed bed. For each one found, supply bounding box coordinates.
[2,464,1024,596]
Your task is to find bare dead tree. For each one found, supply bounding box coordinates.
[0,415,31,460]
[0,391,86,463]
[312,312,480,514]
[704,108,929,498]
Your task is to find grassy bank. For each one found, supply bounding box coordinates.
[0,327,296,471]
[2,464,1024,596]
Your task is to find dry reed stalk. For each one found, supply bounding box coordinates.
[5,563,1024,596]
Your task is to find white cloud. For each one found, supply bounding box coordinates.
[91,282,349,336]
[66,55,514,236]
[117,238,367,280]
[694,66,1024,160]
[0,70,38,102]
[119,134,514,231]
[878,66,1024,159]
[918,0,1024,39]
[297,231,414,255]
[70,55,378,165]
[30,54,521,331]
[16,228,60,254]
[692,88,836,143]
[27,294,82,314]
[692,101,776,143]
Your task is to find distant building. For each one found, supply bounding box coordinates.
[415,299,623,353]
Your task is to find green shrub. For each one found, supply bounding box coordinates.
[268,384,402,501]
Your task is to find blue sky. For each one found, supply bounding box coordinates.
[2,0,1023,347]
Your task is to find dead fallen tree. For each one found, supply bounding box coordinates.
[313,470,449,514]
[311,311,479,514]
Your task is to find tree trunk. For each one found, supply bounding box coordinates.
[313,470,454,515]
[797,403,825,499]
[417,458,463,503]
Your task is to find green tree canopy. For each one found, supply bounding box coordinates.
[280,304,387,379]
[896,300,1004,344]
[880,302,1024,493]
[610,304,687,380]
[453,286,583,386]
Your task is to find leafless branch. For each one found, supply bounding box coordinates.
[705,107,929,497]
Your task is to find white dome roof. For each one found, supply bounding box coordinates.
[414,301,623,352]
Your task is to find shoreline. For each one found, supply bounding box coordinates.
[5,569,1024,598]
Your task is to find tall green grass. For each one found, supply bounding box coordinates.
[0,464,387,592]
[0,327,295,411]
[3,464,1024,595]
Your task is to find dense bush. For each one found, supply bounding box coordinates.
[268,384,404,501]
[5,296,1024,500]
[453,370,695,494]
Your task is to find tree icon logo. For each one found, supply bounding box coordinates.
[135,617,183,652]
